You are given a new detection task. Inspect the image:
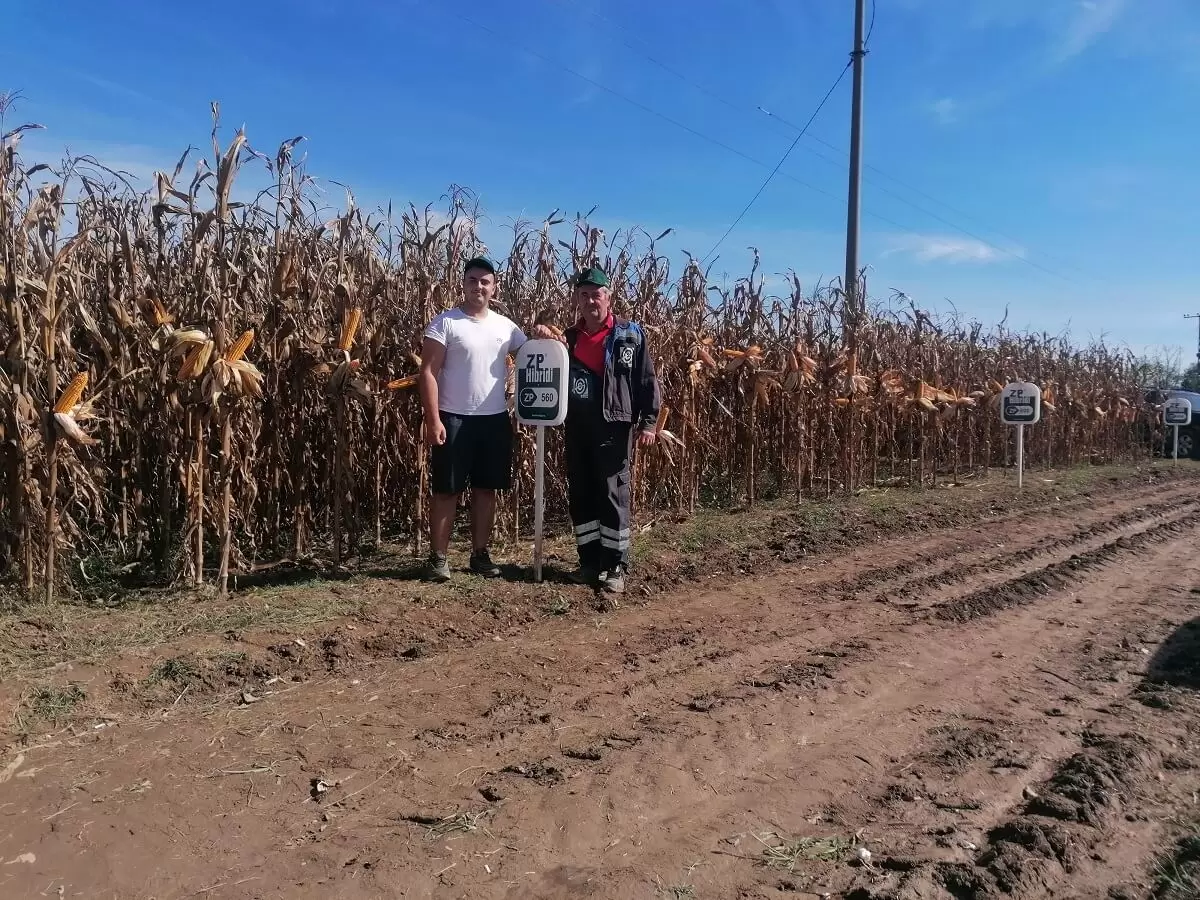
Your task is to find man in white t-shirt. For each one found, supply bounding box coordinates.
[418,256,527,581]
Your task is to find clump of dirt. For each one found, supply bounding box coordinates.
[747,658,836,690]
[926,724,1006,769]
[414,723,469,749]
[979,819,1075,893]
[845,863,995,900]
[562,745,603,761]
[319,634,355,672]
[484,690,537,723]
[686,693,723,712]
[1024,732,1151,825]
[501,761,564,786]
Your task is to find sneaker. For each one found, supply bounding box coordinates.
[469,548,501,577]
[426,552,451,583]
[565,565,599,586]
[599,570,625,595]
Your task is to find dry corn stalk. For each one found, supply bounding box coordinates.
[0,115,1154,600]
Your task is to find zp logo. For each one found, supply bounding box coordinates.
[618,344,635,367]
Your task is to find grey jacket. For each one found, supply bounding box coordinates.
[565,316,661,431]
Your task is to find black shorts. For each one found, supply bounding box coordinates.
[430,411,514,495]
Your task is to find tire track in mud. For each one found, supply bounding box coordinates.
[879,495,1198,603]
[374,494,1200,814]
[6,474,1200,900]
[841,635,1200,900]
[826,479,1193,596]
[482,521,1200,900]
[469,505,1200,897]
[847,733,1159,900]
[536,496,1200,737]
[933,510,1200,623]
[357,490,1200,770]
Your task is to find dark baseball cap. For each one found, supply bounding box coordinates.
[574,266,609,287]
[464,255,497,275]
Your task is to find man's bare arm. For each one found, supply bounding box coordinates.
[418,337,447,445]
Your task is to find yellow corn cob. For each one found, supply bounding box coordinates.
[151,297,173,326]
[654,405,669,433]
[387,375,419,391]
[178,340,213,380]
[54,372,88,414]
[338,307,362,352]
[225,329,254,362]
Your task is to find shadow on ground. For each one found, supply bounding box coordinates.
[1144,613,1200,691]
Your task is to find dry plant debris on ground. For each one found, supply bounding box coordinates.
[1,463,1200,898]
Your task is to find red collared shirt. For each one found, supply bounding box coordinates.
[572,313,613,376]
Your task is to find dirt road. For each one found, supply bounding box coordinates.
[4,472,1200,899]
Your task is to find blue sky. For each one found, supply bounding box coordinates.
[6,0,1200,363]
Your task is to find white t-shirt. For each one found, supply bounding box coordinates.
[424,306,527,416]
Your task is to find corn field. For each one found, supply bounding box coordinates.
[0,112,1159,602]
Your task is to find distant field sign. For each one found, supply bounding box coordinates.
[1164,397,1192,427]
[1000,382,1041,425]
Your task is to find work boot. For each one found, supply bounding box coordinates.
[426,552,451,583]
[599,569,625,595]
[565,565,599,586]
[469,548,501,577]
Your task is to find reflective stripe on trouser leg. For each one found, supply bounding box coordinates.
[565,415,603,570]
[599,429,634,571]
[575,520,600,546]
[599,525,630,550]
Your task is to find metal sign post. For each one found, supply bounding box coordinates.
[999,382,1042,489]
[1163,397,1192,464]
[514,339,569,582]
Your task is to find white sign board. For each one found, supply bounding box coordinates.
[512,338,570,582]
[515,339,568,427]
[1000,382,1042,425]
[1164,397,1192,427]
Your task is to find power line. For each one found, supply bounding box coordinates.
[446,9,904,226]
[447,5,1087,290]
[557,0,1093,287]
[702,62,851,265]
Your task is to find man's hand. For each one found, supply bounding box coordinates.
[532,324,565,342]
[424,419,447,447]
[636,428,657,448]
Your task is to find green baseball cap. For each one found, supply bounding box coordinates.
[464,255,497,275]
[574,266,609,287]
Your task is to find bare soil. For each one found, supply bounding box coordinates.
[4,463,1200,899]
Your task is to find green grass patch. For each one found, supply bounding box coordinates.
[18,684,85,729]
[1153,826,1200,900]
[757,833,852,872]
[144,655,199,686]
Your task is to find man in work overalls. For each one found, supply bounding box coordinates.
[558,267,661,595]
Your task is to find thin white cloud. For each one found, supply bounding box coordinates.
[929,97,958,124]
[884,233,1022,264]
[1054,0,1129,61]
